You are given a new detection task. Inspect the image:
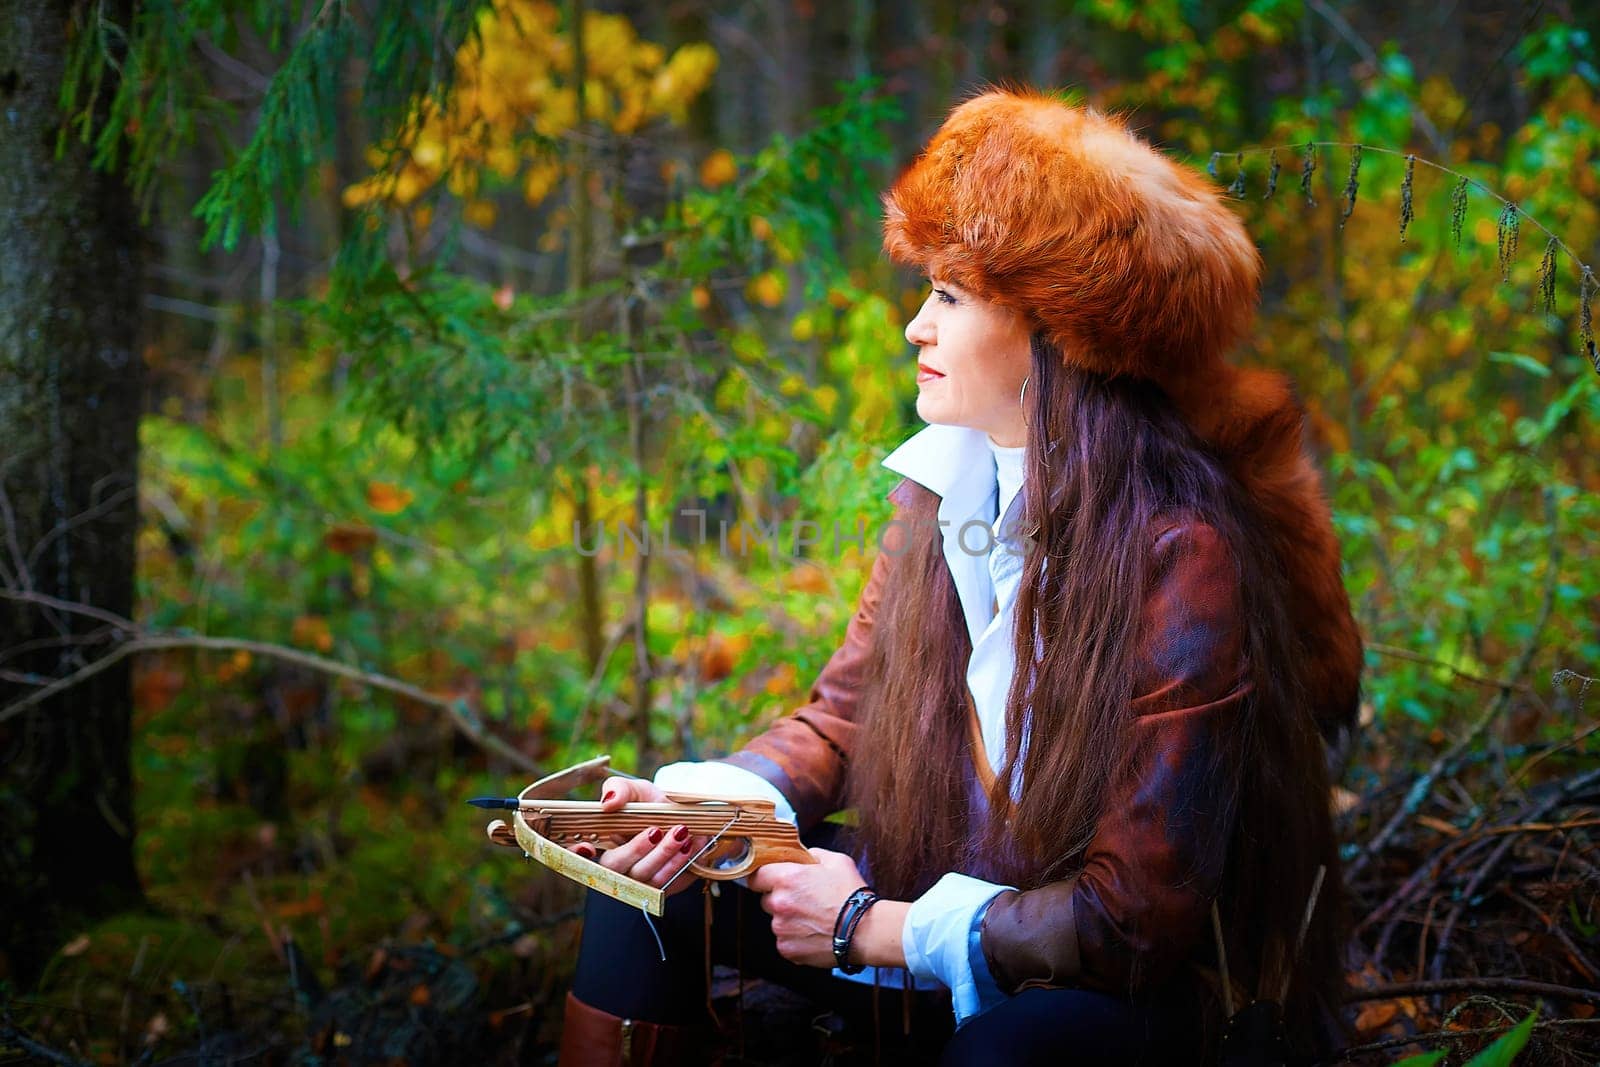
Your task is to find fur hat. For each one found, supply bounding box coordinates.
[884,88,1362,762]
[882,87,1259,384]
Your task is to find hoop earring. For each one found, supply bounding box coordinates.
[1019,375,1029,410]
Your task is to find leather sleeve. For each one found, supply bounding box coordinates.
[716,479,914,830]
[979,521,1247,996]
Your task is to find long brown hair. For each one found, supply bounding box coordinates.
[846,334,1346,1049]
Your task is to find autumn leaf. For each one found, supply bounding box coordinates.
[276,890,327,918]
[783,564,829,594]
[696,632,746,682]
[133,663,185,713]
[1354,1001,1399,1033]
[292,615,335,653]
[324,522,378,554]
[366,481,414,515]
[762,662,799,696]
[747,271,784,308]
[699,149,737,187]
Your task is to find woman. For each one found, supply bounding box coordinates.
[557,88,1363,1066]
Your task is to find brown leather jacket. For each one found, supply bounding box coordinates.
[718,477,1282,1001]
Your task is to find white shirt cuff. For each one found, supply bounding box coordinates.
[652,761,797,825]
[901,872,1013,1024]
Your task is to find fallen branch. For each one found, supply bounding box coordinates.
[1345,976,1600,1008]
[0,627,538,774]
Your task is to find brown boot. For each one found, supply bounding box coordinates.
[556,991,703,1067]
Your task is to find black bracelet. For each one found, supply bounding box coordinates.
[832,885,880,975]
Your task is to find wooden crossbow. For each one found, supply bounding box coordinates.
[477,754,813,916]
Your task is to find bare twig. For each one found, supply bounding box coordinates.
[22,485,137,575]
[0,587,138,632]
[1367,642,1543,705]
[1502,888,1600,985]
[0,478,35,591]
[1303,0,1449,158]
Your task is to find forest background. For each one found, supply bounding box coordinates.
[2,0,1599,1063]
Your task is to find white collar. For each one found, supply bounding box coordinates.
[880,422,993,499]
[880,423,1001,642]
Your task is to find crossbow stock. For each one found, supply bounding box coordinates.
[483,754,814,915]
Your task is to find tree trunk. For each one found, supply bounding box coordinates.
[0,0,145,984]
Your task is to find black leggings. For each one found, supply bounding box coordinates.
[570,879,1199,1065]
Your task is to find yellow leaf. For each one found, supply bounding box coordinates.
[747,271,784,308]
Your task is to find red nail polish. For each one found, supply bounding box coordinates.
[679,839,692,854]
[602,789,616,803]
[647,827,664,845]
[574,844,595,859]
[672,825,689,842]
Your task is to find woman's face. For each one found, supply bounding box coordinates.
[903,277,1033,447]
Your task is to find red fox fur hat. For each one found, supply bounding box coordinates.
[884,88,1363,760]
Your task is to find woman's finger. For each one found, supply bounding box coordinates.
[598,776,639,811]
[655,835,707,894]
[598,776,669,811]
[597,826,661,873]
[631,824,691,884]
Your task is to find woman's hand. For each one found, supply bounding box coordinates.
[563,776,705,895]
[748,847,907,970]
